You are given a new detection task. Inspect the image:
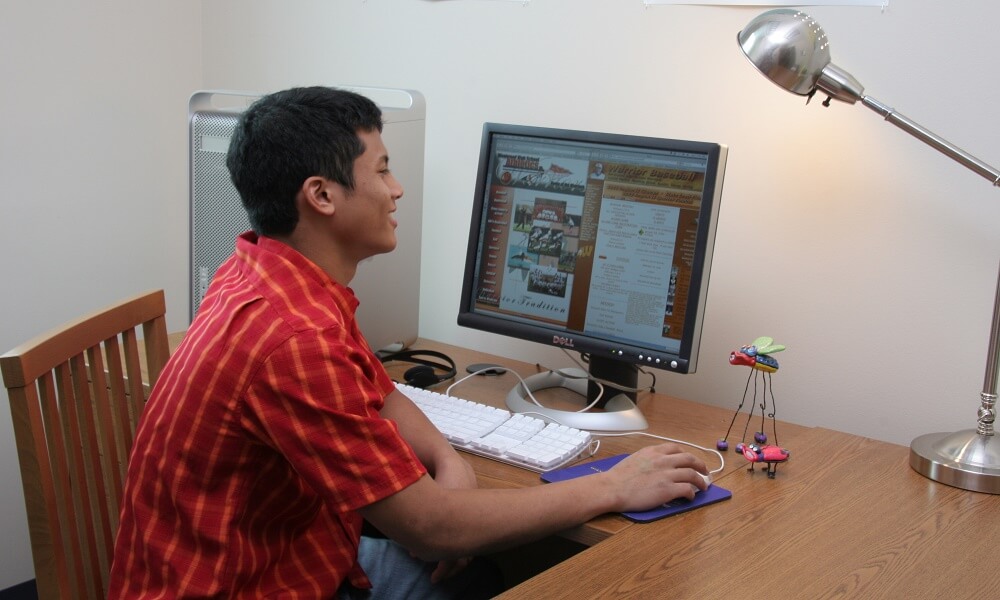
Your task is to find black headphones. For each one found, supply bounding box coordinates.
[379,349,457,389]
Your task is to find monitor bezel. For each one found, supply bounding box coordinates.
[457,122,727,377]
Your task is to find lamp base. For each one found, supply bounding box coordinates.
[909,430,1000,494]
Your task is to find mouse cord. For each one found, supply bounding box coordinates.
[592,431,726,475]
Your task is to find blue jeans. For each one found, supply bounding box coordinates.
[337,536,504,600]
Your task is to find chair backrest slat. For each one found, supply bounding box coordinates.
[100,335,131,497]
[1,290,170,600]
[75,349,117,594]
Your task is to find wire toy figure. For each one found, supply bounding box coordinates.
[717,336,790,478]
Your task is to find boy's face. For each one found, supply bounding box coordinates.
[333,128,404,262]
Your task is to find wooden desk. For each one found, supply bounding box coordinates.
[396,341,1000,597]
[497,426,1000,599]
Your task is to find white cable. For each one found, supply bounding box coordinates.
[553,349,656,396]
[446,365,605,412]
[445,367,724,474]
[516,408,724,474]
[593,431,726,475]
[443,367,498,396]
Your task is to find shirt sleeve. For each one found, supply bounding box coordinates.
[240,327,427,513]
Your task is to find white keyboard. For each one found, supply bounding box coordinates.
[399,383,594,472]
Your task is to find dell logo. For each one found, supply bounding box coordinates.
[552,335,575,348]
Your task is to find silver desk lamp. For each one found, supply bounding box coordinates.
[738,9,1000,494]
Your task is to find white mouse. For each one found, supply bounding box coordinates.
[691,471,712,494]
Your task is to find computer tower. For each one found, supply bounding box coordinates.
[189,88,424,352]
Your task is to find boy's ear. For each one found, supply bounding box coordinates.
[300,176,339,216]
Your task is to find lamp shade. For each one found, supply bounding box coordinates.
[738,8,866,107]
[737,9,831,96]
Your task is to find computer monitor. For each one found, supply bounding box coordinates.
[457,123,727,431]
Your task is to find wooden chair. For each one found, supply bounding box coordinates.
[1,290,170,600]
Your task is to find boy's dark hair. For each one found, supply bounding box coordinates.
[226,87,384,236]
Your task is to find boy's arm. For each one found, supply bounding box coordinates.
[380,387,477,490]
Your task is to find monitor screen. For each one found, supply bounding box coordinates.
[457,123,727,430]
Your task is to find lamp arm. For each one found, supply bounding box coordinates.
[856,95,1000,435]
[850,95,1000,435]
[861,96,1000,187]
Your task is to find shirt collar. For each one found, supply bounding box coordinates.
[235,231,360,316]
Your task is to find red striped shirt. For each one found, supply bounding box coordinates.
[109,232,426,598]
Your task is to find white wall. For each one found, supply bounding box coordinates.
[0,1,201,589]
[201,0,999,448]
[2,0,998,590]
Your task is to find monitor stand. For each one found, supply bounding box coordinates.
[505,369,649,432]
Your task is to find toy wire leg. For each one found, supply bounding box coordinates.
[758,371,767,438]
[767,372,780,447]
[743,367,766,444]
[721,368,755,444]
[741,370,761,443]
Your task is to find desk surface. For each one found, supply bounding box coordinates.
[499,425,1000,599]
[398,340,1000,599]
[160,335,1000,597]
[389,339,812,546]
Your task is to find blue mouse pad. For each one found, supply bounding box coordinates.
[540,453,732,522]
